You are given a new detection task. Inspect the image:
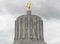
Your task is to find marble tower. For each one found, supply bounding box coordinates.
[13,0,46,44]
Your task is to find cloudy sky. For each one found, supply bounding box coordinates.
[0,0,60,44]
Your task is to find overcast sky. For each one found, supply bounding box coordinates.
[0,0,60,44]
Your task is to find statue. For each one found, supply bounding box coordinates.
[27,0,31,11]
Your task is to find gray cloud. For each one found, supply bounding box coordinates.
[2,0,60,19]
[0,15,15,44]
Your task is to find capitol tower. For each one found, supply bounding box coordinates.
[13,0,47,44]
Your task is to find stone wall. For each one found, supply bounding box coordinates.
[14,15,44,41]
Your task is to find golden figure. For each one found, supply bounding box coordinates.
[27,0,31,11]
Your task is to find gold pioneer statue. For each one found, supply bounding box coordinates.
[27,0,31,11]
